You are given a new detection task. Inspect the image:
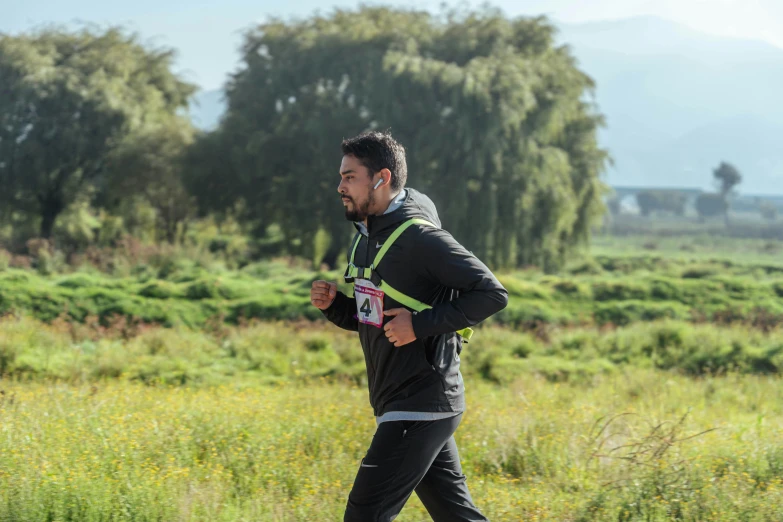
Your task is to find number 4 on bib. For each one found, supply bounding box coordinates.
[354,280,384,328]
[360,298,372,318]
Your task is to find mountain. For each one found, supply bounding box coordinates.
[555,16,783,193]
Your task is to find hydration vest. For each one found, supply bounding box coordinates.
[343,218,474,341]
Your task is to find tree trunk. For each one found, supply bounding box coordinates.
[322,242,344,271]
[320,224,351,270]
[39,196,64,239]
[165,222,177,244]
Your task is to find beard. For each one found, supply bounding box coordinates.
[344,190,375,222]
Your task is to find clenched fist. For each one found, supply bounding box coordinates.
[311,280,337,310]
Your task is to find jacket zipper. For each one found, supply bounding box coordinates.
[361,226,378,391]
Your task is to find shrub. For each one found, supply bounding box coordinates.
[591,281,650,302]
[138,281,182,299]
[594,301,690,327]
[681,265,718,279]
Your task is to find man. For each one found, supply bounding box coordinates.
[310,131,508,522]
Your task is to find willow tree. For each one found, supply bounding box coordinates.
[213,6,609,271]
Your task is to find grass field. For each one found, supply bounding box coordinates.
[3,315,783,386]
[2,371,783,521]
[3,238,783,520]
[592,234,783,265]
[4,249,783,333]
[1,313,783,520]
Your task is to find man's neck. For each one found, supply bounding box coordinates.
[362,192,399,227]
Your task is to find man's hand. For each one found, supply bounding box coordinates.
[383,308,416,347]
[311,280,337,310]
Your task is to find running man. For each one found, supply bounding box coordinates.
[311,131,508,521]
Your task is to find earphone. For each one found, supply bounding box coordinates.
[373,179,383,190]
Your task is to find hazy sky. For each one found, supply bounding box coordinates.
[4,0,782,90]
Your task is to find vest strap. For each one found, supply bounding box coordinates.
[344,218,475,341]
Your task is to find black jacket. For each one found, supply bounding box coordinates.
[322,188,508,416]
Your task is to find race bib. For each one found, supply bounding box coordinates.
[354,279,385,328]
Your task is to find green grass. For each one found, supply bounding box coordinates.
[1,371,783,520]
[0,260,332,328]
[592,232,783,266]
[4,316,783,386]
[3,236,783,520]
[4,251,783,332]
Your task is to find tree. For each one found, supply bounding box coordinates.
[200,6,609,271]
[100,119,196,243]
[635,190,687,217]
[636,191,657,217]
[759,200,778,222]
[712,161,742,227]
[695,193,728,221]
[0,27,196,239]
[713,162,742,197]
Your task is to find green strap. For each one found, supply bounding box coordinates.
[349,232,361,262]
[346,233,367,280]
[380,281,474,340]
[347,218,474,341]
[371,218,436,268]
[346,265,371,279]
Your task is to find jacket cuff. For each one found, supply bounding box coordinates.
[321,291,347,316]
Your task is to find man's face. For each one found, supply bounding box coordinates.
[338,154,376,222]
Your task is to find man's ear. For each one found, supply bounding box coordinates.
[379,168,392,187]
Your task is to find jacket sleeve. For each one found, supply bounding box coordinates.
[410,227,508,339]
[321,290,359,332]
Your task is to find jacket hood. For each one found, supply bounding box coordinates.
[355,188,442,236]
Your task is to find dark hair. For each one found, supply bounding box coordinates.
[341,131,408,192]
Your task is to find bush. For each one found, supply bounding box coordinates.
[2,255,783,334]
[56,274,104,289]
[497,277,551,300]
[227,296,317,323]
[496,301,561,327]
[185,279,223,300]
[591,281,650,301]
[594,301,690,326]
[595,256,670,274]
[550,279,591,298]
[681,265,719,279]
[568,259,604,275]
[138,281,182,299]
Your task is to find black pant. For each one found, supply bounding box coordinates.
[344,413,488,522]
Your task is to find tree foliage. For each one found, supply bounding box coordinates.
[713,161,742,197]
[101,120,196,243]
[199,6,609,271]
[695,193,728,220]
[758,200,778,222]
[0,26,196,239]
[636,190,687,217]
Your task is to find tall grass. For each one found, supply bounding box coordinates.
[3,316,783,385]
[4,253,783,331]
[1,371,782,520]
